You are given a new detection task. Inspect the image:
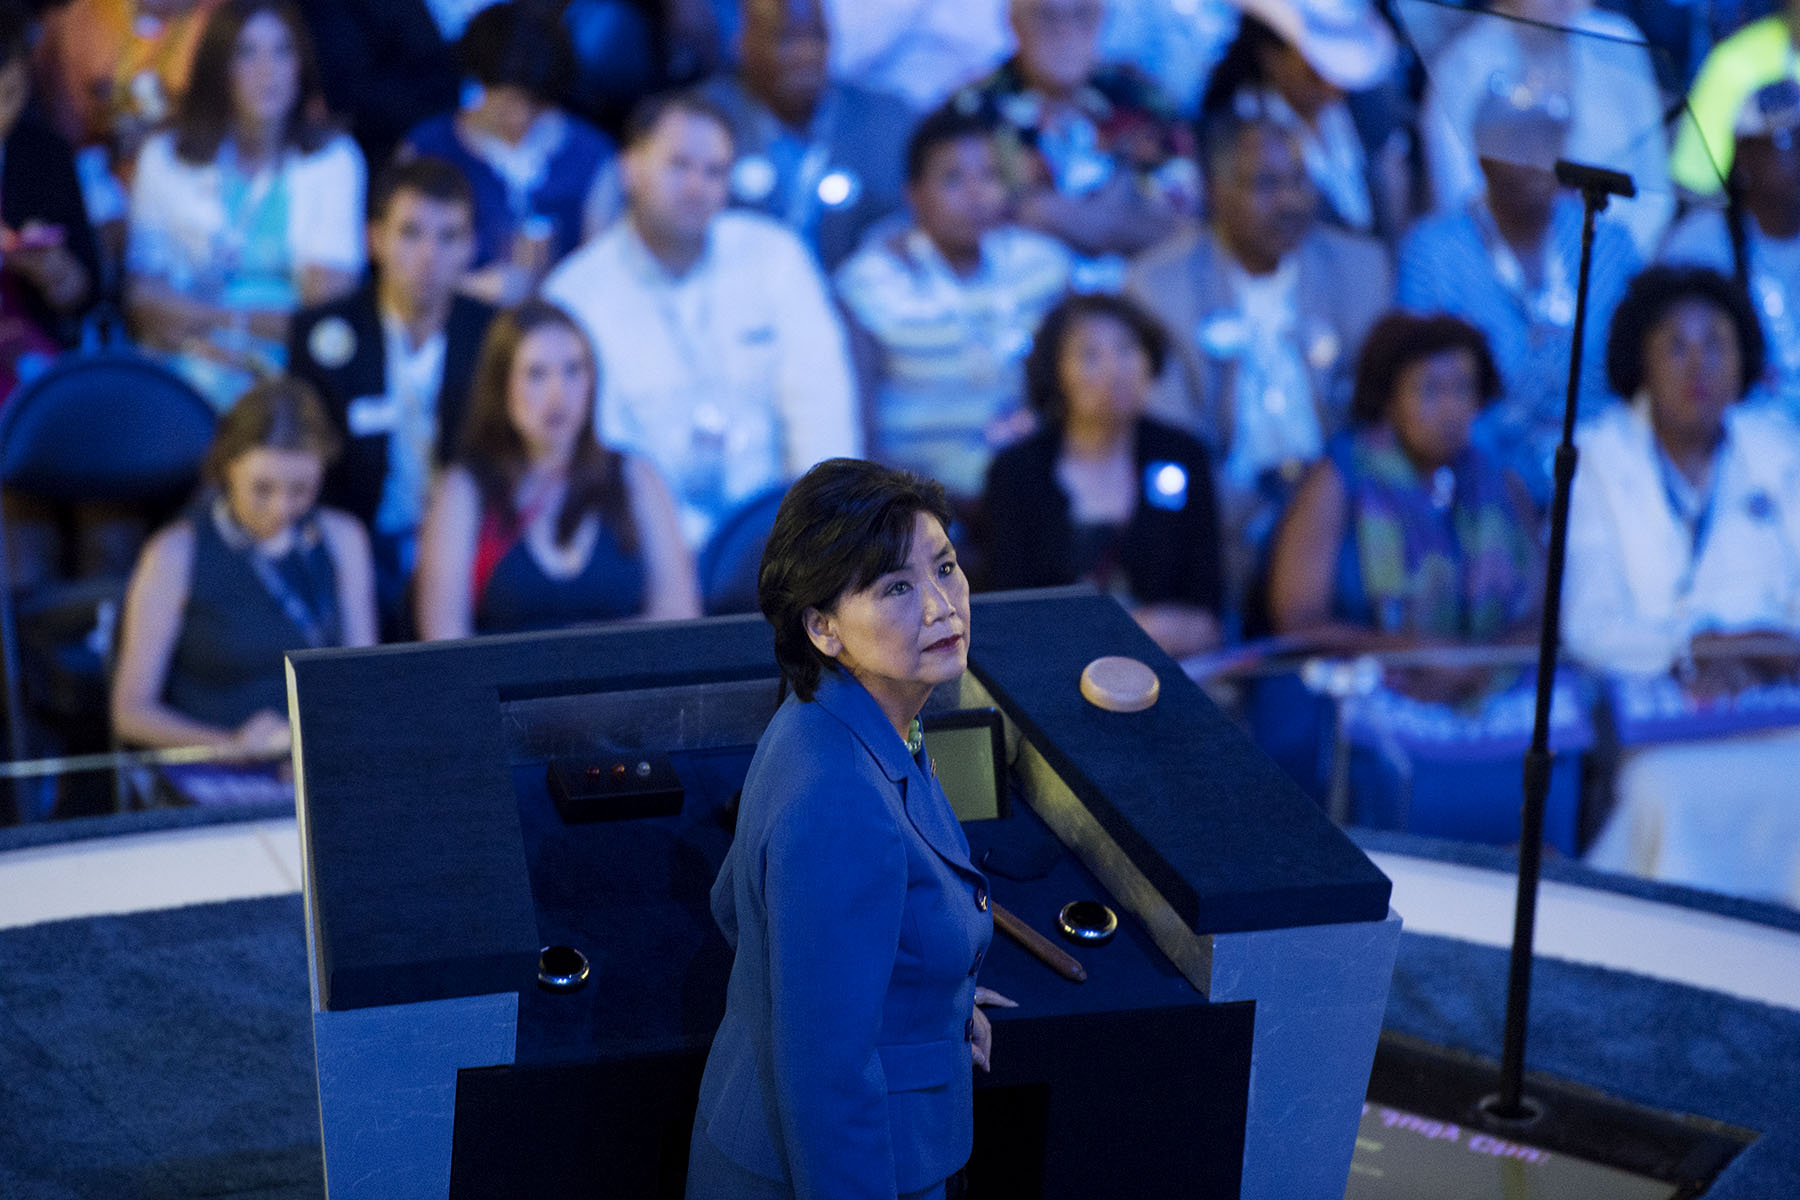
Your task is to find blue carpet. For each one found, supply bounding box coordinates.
[1384,932,1800,1197]
[0,895,320,1200]
[1,892,1796,1196]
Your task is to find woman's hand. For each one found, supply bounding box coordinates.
[228,709,292,761]
[970,987,1018,1072]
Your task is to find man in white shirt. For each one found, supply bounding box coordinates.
[543,90,859,548]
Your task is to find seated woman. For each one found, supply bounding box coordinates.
[414,300,699,639]
[983,293,1223,659]
[1263,313,1578,843]
[124,0,365,411]
[1564,265,1800,905]
[1267,312,1538,691]
[402,1,615,307]
[111,377,377,767]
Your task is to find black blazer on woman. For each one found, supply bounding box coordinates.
[1,117,100,341]
[982,416,1223,612]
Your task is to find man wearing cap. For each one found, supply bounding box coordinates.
[542,91,860,550]
[1671,0,1800,199]
[952,0,1198,283]
[1125,109,1389,612]
[1399,84,1639,505]
[1199,0,1411,244]
[696,0,914,271]
[1421,0,1672,258]
[1662,80,1800,418]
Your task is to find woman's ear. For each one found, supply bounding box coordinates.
[802,606,841,659]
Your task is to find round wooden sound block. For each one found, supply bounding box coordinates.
[1079,656,1160,713]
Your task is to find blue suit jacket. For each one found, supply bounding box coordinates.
[693,669,993,1198]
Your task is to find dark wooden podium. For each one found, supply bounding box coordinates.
[289,589,1397,1198]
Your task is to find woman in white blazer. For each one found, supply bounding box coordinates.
[125,0,365,410]
[1565,264,1800,904]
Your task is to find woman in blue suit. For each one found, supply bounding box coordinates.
[687,458,1004,1200]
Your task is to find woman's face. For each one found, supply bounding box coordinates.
[231,10,301,132]
[506,323,593,465]
[224,446,324,542]
[1643,298,1741,445]
[1058,314,1153,428]
[1390,347,1481,470]
[808,511,970,708]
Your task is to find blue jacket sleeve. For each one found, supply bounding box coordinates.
[762,781,909,1200]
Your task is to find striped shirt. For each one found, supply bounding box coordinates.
[835,226,1072,495]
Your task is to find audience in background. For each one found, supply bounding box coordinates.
[414,300,698,639]
[952,0,1196,281]
[694,0,913,272]
[0,0,98,387]
[1199,0,1411,244]
[111,376,376,757]
[835,108,1072,499]
[33,0,223,265]
[1099,0,1239,119]
[1671,0,1800,200]
[288,158,493,638]
[818,0,1011,113]
[124,0,366,412]
[984,293,1224,658]
[1661,80,1800,419]
[1565,266,1800,905]
[543,91,858,547]
[1422,0,1672,259]
[1127,108,1389,611]
[1398,86,1638,504]
[404,2,615,307]
[1267,312,1539,693]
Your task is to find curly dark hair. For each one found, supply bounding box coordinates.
[1023,293,1171,422]
[758,459,953,702]
[904,105,997,184]
[1605,265,1766,401]
[1350,311,1503,426]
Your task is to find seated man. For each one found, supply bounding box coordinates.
[1125,108,1389,612]
[288,157,493,639]
[543,91,859,548]
[951,0,1197,284]
[696,0,915,271]
[1399,85,1638,505]
[835,106,1072,499]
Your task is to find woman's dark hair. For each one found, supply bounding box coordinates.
[458,300,637,553]
[459,0,575,107]
[1023,292,1171,421]
[1604,265,1765,400]
[758,459,953,702]
[204,376,341,487]
[1350,311,1503,425]
[904,105,996,184]
[173,0,332,164]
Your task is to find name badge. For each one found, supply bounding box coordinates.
[346,394,400,437]
[1143,460,1189,511]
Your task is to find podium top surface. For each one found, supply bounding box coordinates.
[290,590,1390,1012]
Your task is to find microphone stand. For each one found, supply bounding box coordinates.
[1488,158,1636,1122]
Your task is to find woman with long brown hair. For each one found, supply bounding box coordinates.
[414,299,698,638]
[123,0,364,411]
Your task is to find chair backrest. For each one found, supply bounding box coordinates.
[0,350,216,504]
[698,485,789,616]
